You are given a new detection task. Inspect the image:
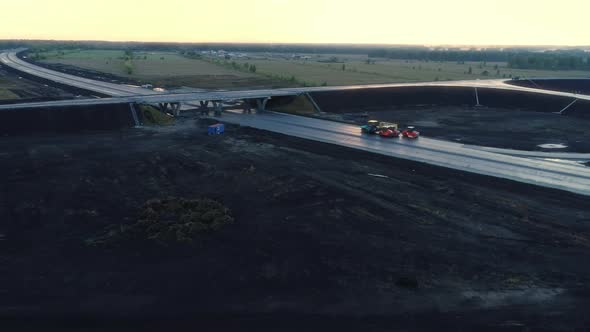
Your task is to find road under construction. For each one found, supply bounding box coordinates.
[1,49,590,196]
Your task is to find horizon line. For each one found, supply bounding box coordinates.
[1,38,590,49]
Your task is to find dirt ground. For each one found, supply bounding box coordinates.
[0,67,77,102]
[1,116,589,330]
[313,106,590,153]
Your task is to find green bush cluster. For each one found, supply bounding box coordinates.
[137,198,233,243]
[86,198,233,247]
[260,72,315,86]
[139,105,175,125]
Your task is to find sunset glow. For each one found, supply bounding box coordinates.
[1,0,589,46]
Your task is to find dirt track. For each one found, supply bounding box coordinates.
[1,117,589,330]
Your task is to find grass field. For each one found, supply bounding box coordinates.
[138,105,175,125]
[40,50,240,76]
[38,49,590,89]
[232,55,590,86]
[38,50,284,89]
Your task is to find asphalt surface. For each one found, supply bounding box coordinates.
[0,51,157,97]
[217,111,590,196]
[463,145,590,160]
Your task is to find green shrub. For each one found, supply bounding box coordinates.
[86,197,234,247]
[139,105,175,125]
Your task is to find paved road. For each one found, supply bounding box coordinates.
[218,111,590,196]
[462,145,590,161]
[1,50,589,111]
[2,49,590,195]
[0,51,159,97]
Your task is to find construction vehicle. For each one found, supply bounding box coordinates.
[379,127,401,138]
[360,120,380,134]
[401,126,420,139]
[361,120,399,135]
[378,122,400,138]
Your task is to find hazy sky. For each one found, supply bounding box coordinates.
[1,0,589,46]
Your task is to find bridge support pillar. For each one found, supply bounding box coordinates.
[242,100,252,114]
[474,87,482,107]
[556,98,578,115]
[158,103,169,113]
[212,101,223,116]
[199,101,210,116]
[256,97,270,112]
[129,103,141,127]
[170,102,181,116]
[157,102,181,116]
[305,93,322,113]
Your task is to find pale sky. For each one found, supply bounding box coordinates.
[1,0,589,46]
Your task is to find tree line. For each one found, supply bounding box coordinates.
[4,40,589,71]
[369,48,590,71]
[507,54,590,70]
[368,48,513,62]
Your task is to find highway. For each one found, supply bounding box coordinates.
[219,111,590,196]
[1,50,589,111]
[0,51,158,97]
[2,49,590,195]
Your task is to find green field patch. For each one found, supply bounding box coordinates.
[85,197,234,247]
[37,49,590,89]
[139,105,175,125]
[40,50,255,81]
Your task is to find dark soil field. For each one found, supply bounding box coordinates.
[0,67,77,103]
[1,117,589,330]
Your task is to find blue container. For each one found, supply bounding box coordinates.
[208,123,225,135]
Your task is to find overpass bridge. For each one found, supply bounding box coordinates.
[2,49,590,196]
[1,50,588,116]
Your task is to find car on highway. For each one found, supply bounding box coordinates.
[401,126,420,139]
